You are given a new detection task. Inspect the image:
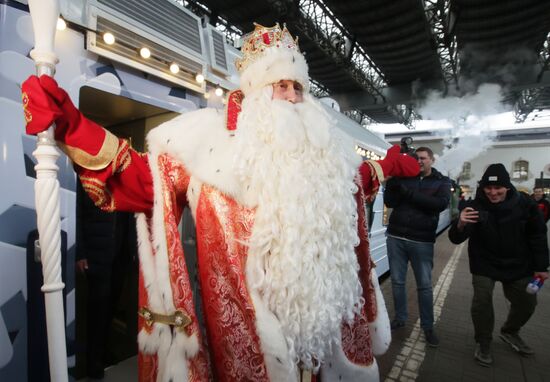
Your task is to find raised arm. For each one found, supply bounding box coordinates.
[22,75,153,212]
[359,145,420,201]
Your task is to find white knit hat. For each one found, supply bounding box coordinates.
[236,23,310,96]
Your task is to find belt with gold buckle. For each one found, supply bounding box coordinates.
[138,307,191,331]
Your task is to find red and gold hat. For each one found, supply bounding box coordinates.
[236,23,310,96]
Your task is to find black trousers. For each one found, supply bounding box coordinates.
[85,253,130,378]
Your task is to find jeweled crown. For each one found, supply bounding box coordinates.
[235,23,300,73]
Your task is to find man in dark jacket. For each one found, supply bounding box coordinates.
[449,163,549,367]
[384,146,451,347]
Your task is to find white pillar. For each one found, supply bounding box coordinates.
[27,1,69,381]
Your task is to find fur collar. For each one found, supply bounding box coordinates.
[146,108,248,204]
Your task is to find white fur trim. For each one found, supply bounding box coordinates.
[186,176,203,221]
[146,108,248,205]
[248,288,298,381]
[245,247,299,381]
[159,331,200,382]
[135,213,163,313]
[135,142,201,381]
[239,47,309,96]
[321,339,380,382]
[369,269,391,355]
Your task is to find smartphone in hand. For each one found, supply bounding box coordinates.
[477,210,488,223]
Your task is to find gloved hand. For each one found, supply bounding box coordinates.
[22,75,118,170]
[21,75,63,135]
[377,145,420,178]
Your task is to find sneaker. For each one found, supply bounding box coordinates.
[474,342,493,367]
[500,331,534,355]
[390,319,405,330]
[424,329,440,347]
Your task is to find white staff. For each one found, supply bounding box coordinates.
[27,0,68,380]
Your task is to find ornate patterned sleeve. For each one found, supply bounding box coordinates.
[76,138,154,213]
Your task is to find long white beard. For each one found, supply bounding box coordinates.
[234,88,364,372]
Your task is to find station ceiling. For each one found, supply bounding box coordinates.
[188,0,550,126]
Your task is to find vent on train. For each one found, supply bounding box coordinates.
[97,0,203,55]
[206,25,229,75]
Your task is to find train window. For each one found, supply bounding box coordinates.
[459,161,472,181]
[511,159,529,181]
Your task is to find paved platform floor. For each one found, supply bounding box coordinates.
[92,228,550,382]
[377,229,550,382]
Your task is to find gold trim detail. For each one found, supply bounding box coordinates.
[58,129,119,170]
[138,307,191,332]
[366,160,385,183]
[22,92,32,123]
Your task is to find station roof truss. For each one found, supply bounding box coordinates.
[179,0,550,127]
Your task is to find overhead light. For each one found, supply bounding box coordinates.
[195,73,205,84]
[103,32,115,45]
[169,63,180,74]
[215,87,223,97]
[139,47,151,59]
[56,18,66,31]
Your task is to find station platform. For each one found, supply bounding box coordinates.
[377,228,550,382]
[94,227,550,382]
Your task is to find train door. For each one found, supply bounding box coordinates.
[73,86,179,379]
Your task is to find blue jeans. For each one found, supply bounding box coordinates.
[387,236,434,330]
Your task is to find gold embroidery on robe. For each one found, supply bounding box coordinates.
[80,176,116,211]
[112,139,132,174]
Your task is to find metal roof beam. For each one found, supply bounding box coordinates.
[423,0,459,94]
[290,0,416,126]
[513,34,550,122]
[514,88,546,123]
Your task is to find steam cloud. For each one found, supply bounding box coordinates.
[417,83,510,178]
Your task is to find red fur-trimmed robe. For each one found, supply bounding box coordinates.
[78,93,391,382]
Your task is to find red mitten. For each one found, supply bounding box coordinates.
[21,75,63,134]
[377,145,419,178]
[22,75,119,170]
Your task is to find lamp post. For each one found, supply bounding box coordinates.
[27,0,68,380]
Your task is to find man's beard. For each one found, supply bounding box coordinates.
[234,88,364,372]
